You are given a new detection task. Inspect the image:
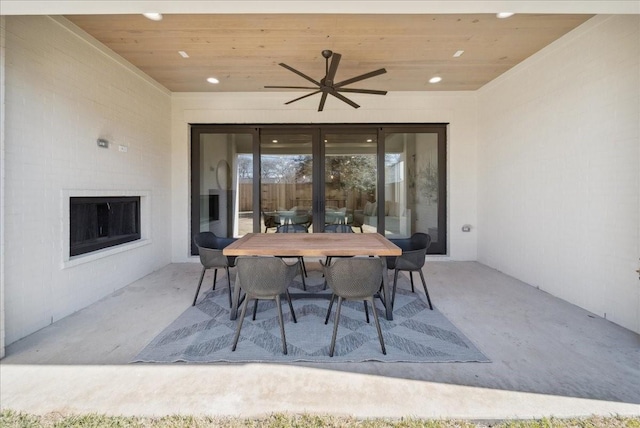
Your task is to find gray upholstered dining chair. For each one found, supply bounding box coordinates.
[231,256,299,355]
[193,232,237,307]
[388,232,432,310]
[322,257,386,357]
[275,224,308,289]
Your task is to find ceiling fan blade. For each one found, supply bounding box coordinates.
[329,89,360,109]
[318,91,329,111]
[284,90,321,105]
[325,53,341,84]
[334,68,387,89]
[265,85,320,90]
[337,88,387,95]
[279,63,321,86]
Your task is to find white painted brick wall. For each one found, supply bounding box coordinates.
[477,15,640,333]
[3,16,172,345]
[1,16,7,358]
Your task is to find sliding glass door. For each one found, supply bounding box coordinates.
[323,130,378,233]
[259,130,314,232]
[190,128,256,254]
[191,124,447,254]
[383,128,446,253]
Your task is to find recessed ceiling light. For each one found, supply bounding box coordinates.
[453,50,464,58]
[272,139,278,143]
[178,51,189,58]
[429,76,442,84]
[366,139,373,143]
[496,12,514,19]
[142,12,163,21]
[206,77,219,84]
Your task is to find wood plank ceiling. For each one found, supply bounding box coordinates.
[65,13,593,92]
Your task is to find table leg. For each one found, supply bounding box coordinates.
[381,257,393,320]
[230,270,241,320]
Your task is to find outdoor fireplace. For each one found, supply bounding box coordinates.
[70,196,141,256]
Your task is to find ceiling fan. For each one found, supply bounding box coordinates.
[265,50,387,111]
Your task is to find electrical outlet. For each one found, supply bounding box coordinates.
[118,145,128,153]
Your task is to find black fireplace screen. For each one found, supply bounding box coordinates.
[70,196,141,256]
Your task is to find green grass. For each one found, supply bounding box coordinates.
[1,411,639,428]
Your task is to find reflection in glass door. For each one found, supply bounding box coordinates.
[260,132,313,232]
[190,130,254,255]
[384,131,446,253]
[323,132,377,233]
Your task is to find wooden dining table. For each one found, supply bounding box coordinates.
[223,232,401,320]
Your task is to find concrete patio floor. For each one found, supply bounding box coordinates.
[1,261,638,420]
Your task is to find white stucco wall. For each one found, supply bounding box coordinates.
[477,15,640,333]
[171,92,479,263]
[2,16,173,345]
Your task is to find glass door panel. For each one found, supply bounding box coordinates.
[384,132,443,248]
[324,132,377,232]
[260,133,313,232]
[236,152,254,236]
[191,131,254,254]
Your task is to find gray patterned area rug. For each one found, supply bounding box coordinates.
[133,269,489,363]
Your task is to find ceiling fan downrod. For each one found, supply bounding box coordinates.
[322,49,333,79]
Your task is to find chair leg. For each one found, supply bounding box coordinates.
[225,266,232,308]
[252,299,259,320]
[231,295,251,351]
[325,294,336,324]
[323,257,331,290]
[298,259,307,291]
[212,269,218,290]
[364,300,370,323]
[377,278,388,309]
[192,267,207,306]
[391,270,400,310]
[369,297,386,355]
[409,271,415,292]
[285,290,297,323]
[329,296,343,357]
[275,295,288,355]
[300,257,308,277]
[418,269,433,310]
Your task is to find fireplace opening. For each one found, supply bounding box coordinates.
[70,196,141,256]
